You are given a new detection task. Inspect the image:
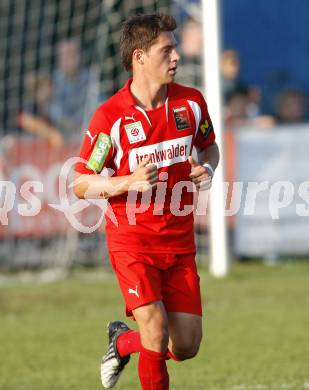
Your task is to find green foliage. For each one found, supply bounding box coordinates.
[0,262,308,390]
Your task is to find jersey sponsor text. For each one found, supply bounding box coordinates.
[128,135,192,171]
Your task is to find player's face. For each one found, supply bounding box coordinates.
[144,31,180,84]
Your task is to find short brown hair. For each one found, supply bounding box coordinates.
[120,13,177,71]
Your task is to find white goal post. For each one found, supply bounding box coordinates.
[202,0,230,277]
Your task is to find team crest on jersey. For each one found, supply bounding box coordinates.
[125,121,146,144]
[172,106,191,130]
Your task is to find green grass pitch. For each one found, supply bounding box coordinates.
[0,261,308,390]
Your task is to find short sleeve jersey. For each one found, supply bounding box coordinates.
[76,79,215,254]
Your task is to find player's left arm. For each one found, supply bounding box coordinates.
[189,91,220,188]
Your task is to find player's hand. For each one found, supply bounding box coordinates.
[188,156,212,190]
[129,155,158,192]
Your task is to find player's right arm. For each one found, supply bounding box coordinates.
[74,106,158,199]
[74,156,158,199]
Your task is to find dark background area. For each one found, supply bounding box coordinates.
[222,0,309,111]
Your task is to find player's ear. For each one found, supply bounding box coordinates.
[132,49,144,66]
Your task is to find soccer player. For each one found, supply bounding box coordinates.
[74,13,219,390]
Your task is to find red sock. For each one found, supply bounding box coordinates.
[165,349,180,361]
[138,346,169,390]
[116,330,141,357]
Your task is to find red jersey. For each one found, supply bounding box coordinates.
[75,79,215,253]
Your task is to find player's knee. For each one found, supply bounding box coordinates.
[141,324,169,351]
[173,343,200,361]
[135,301,169,351]
[187,341,201,359]
[173,333,202,361]
[138,314,169,351]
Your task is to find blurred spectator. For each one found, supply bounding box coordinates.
[225,87,275,129]
[178,17,202,88]
[261,69,293,115]
[274,89,307,124]
[50,38,100,139]
[222,49,276,129]
[19,73,64,147]
[225,87,248,123]
[171,0,200,25]
[246,86,264,117]
[221,49,248,103]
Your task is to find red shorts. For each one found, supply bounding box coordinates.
[109,251,202,317]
